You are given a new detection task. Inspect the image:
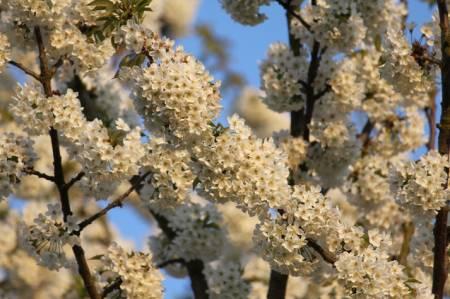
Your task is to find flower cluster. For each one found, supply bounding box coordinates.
[11,84,145,198]
[150,201,225,263]
[291,0,405,53]
[219,0,271,25]
[254,185,365,275]
[335,249,410,298]
[204,261,250,299]
[0,132,36,201]
[20,203,79,270]
[391,150,450,212]
[196,115,290,216]
[2,0,114,75]
[346,155,405,229]
[120,31,221,143]
[253,214,313,276]
[98,242,163,299]
[260,43,308,113]
[140,139,195,209]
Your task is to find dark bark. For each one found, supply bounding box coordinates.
[434,1,450,298]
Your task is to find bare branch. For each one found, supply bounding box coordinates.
[64,171,85,191]
[8,61,40,81]
[275,0,311,32]
[76,172,151,233]
[157,258,185,269]
[23,168,55,182]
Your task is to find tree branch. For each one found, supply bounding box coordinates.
[275,0,311,32]
[101,277,122,298]
[434,2,450,298]
[267,270,289,299]
[76,172,151,234]
[34,25,100,299]
[64,171,85,191]
[306,238,337,264]
[23,167,55,182]
[8,61,40,81]
[148,209,209,299]
[156,258,185,269]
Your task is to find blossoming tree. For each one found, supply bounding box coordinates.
[1,0,450,298]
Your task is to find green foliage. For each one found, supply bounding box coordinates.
[85,0,153,43]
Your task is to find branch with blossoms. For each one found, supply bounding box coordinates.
[32,25,101,299]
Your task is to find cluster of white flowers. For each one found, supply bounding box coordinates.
[0,203,76,298]
[260,43,309,113]
[383,29,433,109]
[291,0,405,53]
[391,150,450,212]
[0,132,36,201]
[0,33,10,72]
[140,139,195,209]
[1,0,114,75]
[254,185,364,276]
[204,261,250,299]
[150,202,225,263]
[49,23,114,75]
[274,132,308,172]
[120,30,221,143]
[335,248,411,298]
[253,213,313,276]
[20,203,79,270]
[346,155,405,229]
[11,84,146,198]
[219,0,271,25]
[98,242,163,299]
[196,115,290,216]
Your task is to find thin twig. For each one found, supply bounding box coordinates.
[275,0,311,32]
[8,61,41,81]
[64,171,85,191]
[23,168,55,182]
[76,172,151,233]
[157,258,186,269]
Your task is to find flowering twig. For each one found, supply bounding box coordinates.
[76,171,151,234]
[8,60,41,81]
[34,25,101,299]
